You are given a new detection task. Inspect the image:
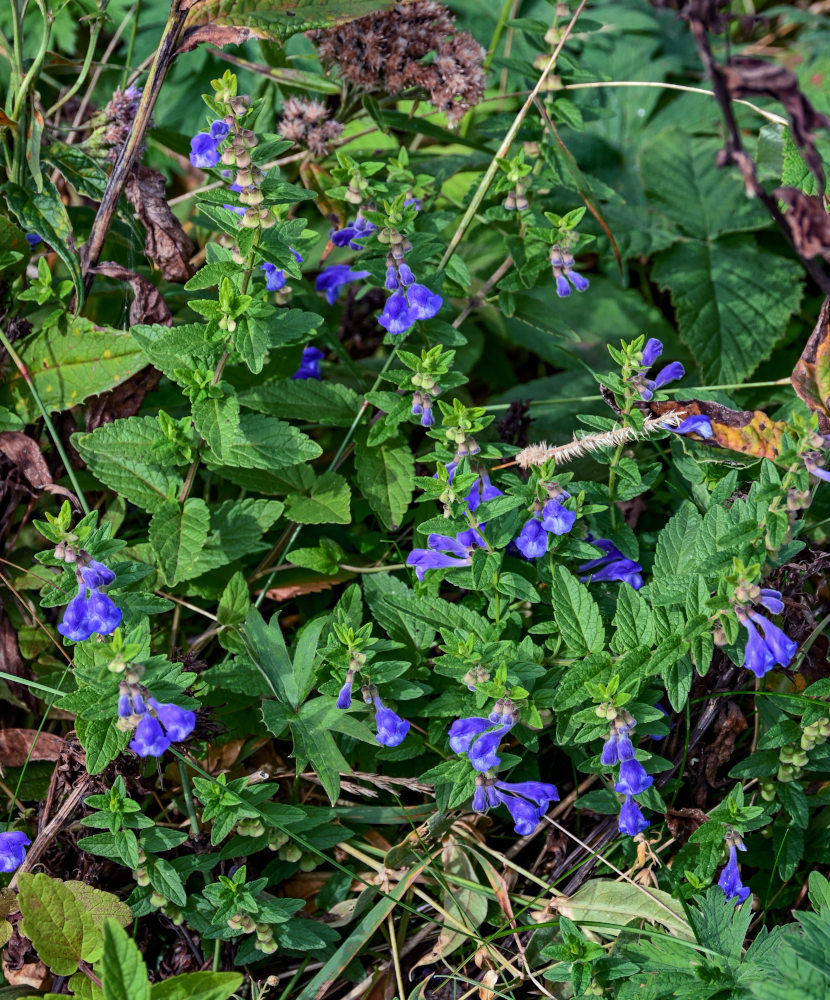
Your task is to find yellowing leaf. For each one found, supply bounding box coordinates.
[552,879,694,941]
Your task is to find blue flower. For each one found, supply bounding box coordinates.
[379,292,415,335]
[0,831,30,873]
[631,339,684,401]
[468,724,512,771]
[640,338,662,368]
[758,589,784,615]
[261,262,286,292]
[385,266,399,290]
[448,717,492,754]
[292,346,324,381]
[210,120,230,140]
[84,590,123,635]
[515,517,547,559]
[336,679,353,709]
[58,586,95,642]
[148,699,196,742]
[489,781,559,835]
[25,233,41,248]
[398,262,416,286]
[551,246,589,297]
[718,842,750,905]
[618,795,649,836]
[744,611,797,673]
[58,582,122,642]
[373,696,409,747]
[420,399,434,426]
[330,214,376,249]
[600,731,619,766]
[79,559,116,589]
[541,496,576,535]
[190,132,220,169]
[466,473,503,511]
[671,415,713,438]
[614,758,653,796]
[129,700,195,758]
[316,265,370,305]
[407,530,484,581]
[405,283,443,321]
[130,715,171,757]
[579,538,643,590]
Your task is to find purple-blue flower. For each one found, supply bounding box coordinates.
[316,265,370,305]
[758,589,784,615]
[601,728,635,766]
[336,679,353,709]
[466,474,503,512]
[718,842,750,905]
[130,715,171,757]
[515,517,547,559]
[618,795,649,836]
[671,415,713,438]
[58,580,122,642]
[148,698,196,742]
[330,214,376,249]
[84,590,123,635]
[614,758,653,796]
[79,559,116,589]
[210,120,230,140]
[25,233,41,248]
[472,780,559,835]
[292,346,324,381]
[379,292,415,335]
[261,262,286,292]
[744,611,797,674]
[579,538,643,590]
[541,497,576,535]
[398,262,416,286]
[373,696,409,747]
[631,339,684,401]
[405,283,442,321]
[190,132,220,169]
[468,724,511,772]
[448,717,491,754]
[407,530,484,581]
[640,338,662,368]
[551,246,589,297]
[0,831,30,873]
[129,700,195,758]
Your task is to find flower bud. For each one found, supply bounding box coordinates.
[279,843,302,863]
[240,914,256,934]
[149,891,166,907]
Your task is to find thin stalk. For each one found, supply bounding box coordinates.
[0,669,67,698]
[0,327,90,514]
[177,758,199,835]
[458,0,513,138]
[44,16,102,118]
[439,0,588,269]
[387,913,405,1000]
[212,936,220,973]
[10,0,50,122]
[121,0,141,87]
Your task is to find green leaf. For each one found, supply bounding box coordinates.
[292,616,328,705]
[216,571,250,627]
[149,972,243,1000]
[207,413,322,470]
[101,919,150,1000]
[652,239,803,382]
[149,499,211,586]
[17,874,88,975]
[240,378,361,426]
[0,318,145,422]
[182,1,395,44]
[233,316,269,373]
[555,878,693,941]
[5,182,83,305]
[612,586,654,652]
[148,859,186,908]
[782,130,818,196]
[73,417,184,513]
[354,433,414,531]
[192,394,240,461]
[552,566,605,655]
[186,498,284,578]
[241,607,294,704]
[130,323,224,384]
[285,471,352,525]
[553,652,613,711]
[75,718,130,775]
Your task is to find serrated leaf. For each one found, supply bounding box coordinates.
[185,498,283,578]
[101,919,150,1000]
[612,586,654,652]
[207,413,322,470]
[192,394,240,460]
[0,318,144,422]
[149,971,243,1000]
[149,499,210,586]
[552,566,605,655]
[73,417,184,513]
[216,571,250,626]
[131,322,224,383]
[240,378,361,426]
[652,239,803,382]
[17,874,89,975]
[354,433,414,531]
[285,471,351,524]
[75,718,130,775]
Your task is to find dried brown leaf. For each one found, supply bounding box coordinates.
[124,165,195,282]
[0,729,65,766]
[0,432,52,491]
[791,297,830,434]
[91,261,173,326]
[664,807,709,845]
[775,188,830,261]
[645,398,789,461]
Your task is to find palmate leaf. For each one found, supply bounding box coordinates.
[181,0,396,45]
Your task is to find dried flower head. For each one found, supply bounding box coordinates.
[309,2,486,125]
[277,97,343,156]
[101,85,144,161]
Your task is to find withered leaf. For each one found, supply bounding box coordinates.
[791,298,830,434]
[0,728,65,766]
[0,432,52,491]
[124,165,195,282]
[91,261,173,326]
[664,807,709,845]
[723,57,830,193]
[645,398,789,461]
[0,604,38,711]
[775,188,830,261]
[682,0,730,33]
[177,24,256,52]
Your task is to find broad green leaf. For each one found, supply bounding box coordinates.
[192,394,240,461]
[207,413,322,470]
[292,616,329,705]
[285,471,351,524]
[186,498,283,578]
[149,499,210,586]
[611,585,654,652]
[552,566,605,655]
[354,433,414,530]
[650,502,702,602]
[149,972,243,1000]
[101,919,150,1000]
[555,878,693,940]
[242,607,294,704]
[75,718,130,775]
[240,378,361,426]
[289,712,350,805]
[5,182,83,304]
[234,316,269,373]
[44,141,109,199]
[652,239,803,382]
[17,874,87,975]
[130,323,224,383]
[148,858,186,908]
[216,571,250,627]
[73,417,184,513]
[0,318,145,422]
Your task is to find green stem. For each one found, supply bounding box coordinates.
[0,669,66,698]
[121,0,141,88]
[45,17,102,118]
[177,758,200,836]
[0,327,90,514]
[10,0,50,123]
[459,0,513,137]
[211,936,220,973]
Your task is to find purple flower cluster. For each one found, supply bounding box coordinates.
[736,588,796,678]
[316,265,370,305]
[379,262,442,335]
[58,558,122,642]
[292,346,324,381]
[448,703,516,771]
[119,690,196,758]
[630,339,684,401]
[602,719,653,837]
[406,527,485,581]
[190,119,231,170]
[515,491,576,559]
[472,777,559,835]
[579,537,643,590]
[718,839,750,904]
[551,245,589,298]
[0,830,30,873]
[331,213,376,249]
